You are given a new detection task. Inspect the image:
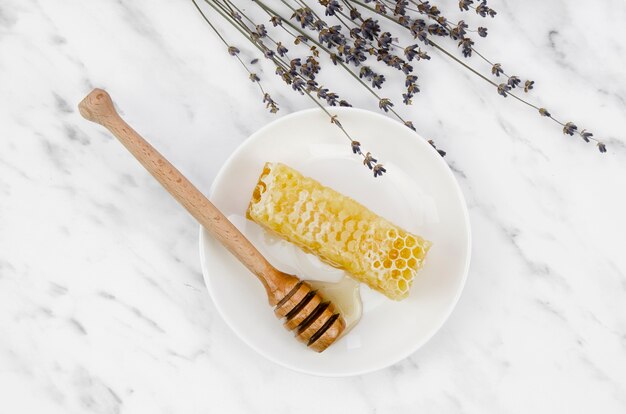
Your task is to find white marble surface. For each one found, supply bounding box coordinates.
[1,0,625,412]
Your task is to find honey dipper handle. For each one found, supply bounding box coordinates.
[79,89,292,304]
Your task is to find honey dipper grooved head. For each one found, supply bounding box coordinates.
[274,281,345,352]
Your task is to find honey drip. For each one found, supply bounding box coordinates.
[308,276,362,336]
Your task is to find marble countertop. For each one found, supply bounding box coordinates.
[1,0,625,412]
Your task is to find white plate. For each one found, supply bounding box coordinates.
[199,107,471,376]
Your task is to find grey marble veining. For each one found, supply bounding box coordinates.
[1,0,625,412]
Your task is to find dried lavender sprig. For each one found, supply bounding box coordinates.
[209,0,294,67]
[326,5,355,31]
[218,0,319,79]
[192,0,279,113]
[205,0,313,99]
[315,1,422,80]
[313,2,429,105]
[383,0,520,92]
[286,1,418,116]
[429,41,604,148]
[294,0,323,21]
[347,0,607,151]
[256,0,408,123]
[340,0,362,21]
[203,0,386,174]
[216,0,339,106]
[458,0,497,17]
[403,0,527,86]
[279,0,439,148]
[398,1,505,70]
[313,0,599,151]
[312,0,358,34]
[222,0,293,59]
[376,0,504,78]
[211,0,299,73]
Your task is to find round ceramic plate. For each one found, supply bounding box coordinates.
[199,108,471,376]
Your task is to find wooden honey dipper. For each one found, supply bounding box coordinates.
[79,89,345,352]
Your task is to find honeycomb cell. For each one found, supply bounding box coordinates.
[400,248,411,259]
[353,230,363,242]
[408,258,417,268]
[402,269,412,280]
[389,249,399,259]
[398,279,407,291]
[393,238,405,249]
[383,259,392,269]
[391,269,401,278]
[347,240,356,251]
[252,182,266,203]
[396,258,406,269]
[405,236,416,248]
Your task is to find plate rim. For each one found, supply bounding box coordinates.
[199,107,472,377]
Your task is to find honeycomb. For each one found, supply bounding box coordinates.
[246,162,432,300]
